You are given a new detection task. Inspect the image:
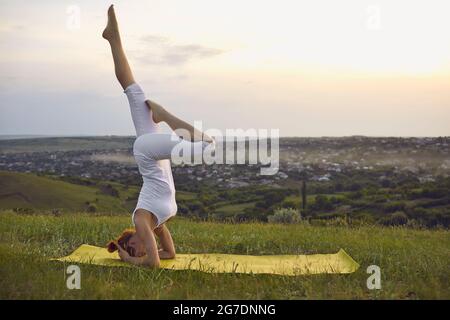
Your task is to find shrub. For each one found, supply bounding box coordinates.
[311,194,334,210]
[420,187,448,199]
[383,201,406,213]
[379,211,408,226]
[267,207,302,224]
[13,207,35,215]
[324,216,349,227]
[187,201,206,216]
[406,219,424,229]
[347,191,363,200]
[86,203,97,213]
[280,199,299,209]
[100,184,120,197]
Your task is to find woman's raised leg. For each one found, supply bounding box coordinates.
[102,5,135,90]
[103,5,158,136]
[145,100,214,143]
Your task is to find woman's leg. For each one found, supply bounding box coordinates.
[134,133,213,161]
[102,6,212,142]
[102,5,135,90]
[103,5,158,136]
[146,100,214,143]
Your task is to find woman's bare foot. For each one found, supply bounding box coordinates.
[145,100,166,124]
[145,100,214,143]
[102,5,120,41]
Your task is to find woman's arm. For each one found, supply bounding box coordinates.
[119,211,161,268]
[154,224,176,259]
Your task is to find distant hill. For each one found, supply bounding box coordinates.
[0,171,135,213]
[0,136,134,153]
[0,135,54,140]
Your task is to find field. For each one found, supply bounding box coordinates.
[1,136,449,300]
[0,171,195,214]
[2,136,449,227]
[1,211,449,299]
[0,171,134,212]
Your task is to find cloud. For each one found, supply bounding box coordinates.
[140,34,170,45]
[160,44,223,65]
[133,34,224,66]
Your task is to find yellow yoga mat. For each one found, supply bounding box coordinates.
[54,244,359,276]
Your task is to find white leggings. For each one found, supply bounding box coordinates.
[124,83,159,137]
[124,83,212,158]
[124,83,212,226]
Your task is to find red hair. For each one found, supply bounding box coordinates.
[107,228,136,256]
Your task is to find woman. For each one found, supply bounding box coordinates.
[103,5,214,267]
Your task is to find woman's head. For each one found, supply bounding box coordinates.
[107,228,145,257]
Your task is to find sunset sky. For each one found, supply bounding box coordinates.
[1,0,449,136]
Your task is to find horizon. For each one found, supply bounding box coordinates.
[1,0,449,137]
[1,134,449,140]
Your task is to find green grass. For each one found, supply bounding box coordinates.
[0,211,449,299]
[176,191,197,201]
[0,171,131,212]
[214,202,257,215]
[0,171,197,214]
[284,193,347,205]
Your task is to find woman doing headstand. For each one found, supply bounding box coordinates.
[103,5,214,267]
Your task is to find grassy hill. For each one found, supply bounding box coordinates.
[0,171,200,214]
[0,211,448,299]
[0,171,134,213]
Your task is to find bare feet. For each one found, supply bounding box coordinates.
[145,100,166,124]
[102,5,119,41]
[145,100,214,143]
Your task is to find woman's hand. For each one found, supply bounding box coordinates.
[117,244,131,262]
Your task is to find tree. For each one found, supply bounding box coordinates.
[312,194,334,211]
[301,180,307,210]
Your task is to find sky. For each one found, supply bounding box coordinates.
[0,0,449,137]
